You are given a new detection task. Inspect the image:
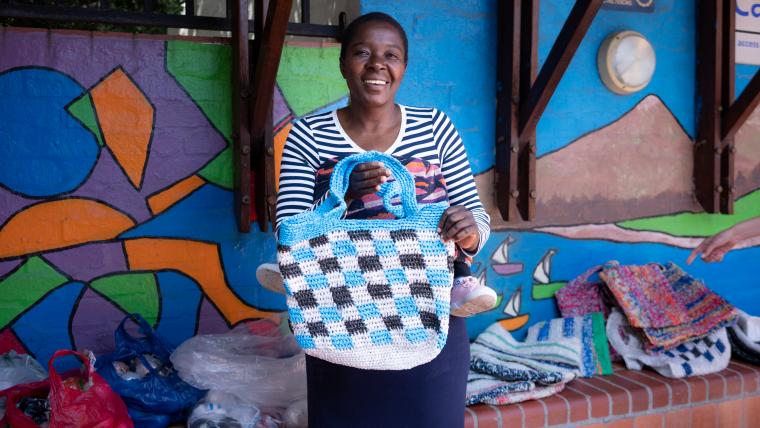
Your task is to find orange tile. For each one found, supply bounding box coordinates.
[718,399,743,428]
[744,394,760,428]
[633,413,663,428]
[664,407,692,428]
[691,403,718,428]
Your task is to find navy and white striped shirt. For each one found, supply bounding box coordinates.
[276,105,490,255]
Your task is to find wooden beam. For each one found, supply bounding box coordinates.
[694,0,723,213]
[517,0,602,142]
[722,73,760,142]
[231,0,252,232]
[250,0,292,231]
[720,0,735,213]
[517,0,538,221]
[495,0,521,221]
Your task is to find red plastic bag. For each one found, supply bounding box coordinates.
[0,350,133,428]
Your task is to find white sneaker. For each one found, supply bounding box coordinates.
[256,263,285,295]
[450,276,498,317]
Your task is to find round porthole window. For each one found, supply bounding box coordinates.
[597,31,656,94]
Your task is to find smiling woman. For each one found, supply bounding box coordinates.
[275,11,491,428]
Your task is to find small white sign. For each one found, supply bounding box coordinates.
[736,1,760,64]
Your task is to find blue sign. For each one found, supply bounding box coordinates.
[602,0,655,13]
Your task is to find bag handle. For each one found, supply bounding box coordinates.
[48,349,94,387]
[115,313,160,345]
[315,151,419,220]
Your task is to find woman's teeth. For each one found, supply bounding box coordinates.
[363,80,388,85]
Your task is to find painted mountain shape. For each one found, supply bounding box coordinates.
[480,94,760,230]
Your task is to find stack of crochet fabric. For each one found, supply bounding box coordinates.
[558,261,736,379]
[728,309,760,365]
[466,312,612,405]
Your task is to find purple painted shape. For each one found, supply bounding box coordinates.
[273,85,292,126]
[71,288,127,355]
[0,29,227,211]
[42,241,128,282]
[0,189,35,227]
[492,263,524,276]
[0,259,22,278]
[196,298,231,335]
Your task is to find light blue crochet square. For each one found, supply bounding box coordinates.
[395,296,419,318]
[357,303,382,319]
[405,327,429,344]
[426,269,452,287]
[370,330,392,345]
[319,306,342,323]
[296,335,316,349]
[292,246,316,263]
[384,268,407,285]
[331,334,354,350]
[373,239,398,257]
[331,239,357,259]
[418,239,445,256]
[435,298,448,318]
[304,273,330,289]
[343,270,365,288]
[289,307,305,324]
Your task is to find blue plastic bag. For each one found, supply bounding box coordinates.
[95,314,205,427]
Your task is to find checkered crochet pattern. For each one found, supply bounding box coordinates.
[277,151,455,370]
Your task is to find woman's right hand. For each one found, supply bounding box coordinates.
[346,161,391,200]
[686,227,739,264]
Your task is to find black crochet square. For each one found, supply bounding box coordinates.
[399,254,426,269]
[409,282,434,299]
[367,282,392,299]
[309,235,330,248]
[358,255,383,272]
[319,257,341,274]
[279,262,302,279]
[390,229,417,241]
[307,321,329,337]
[330,286,354,308]
[345,318,368,335]
[293,290,318,308]
[419,311,441,332]
[383,315,404,330]
[348,230,373,241]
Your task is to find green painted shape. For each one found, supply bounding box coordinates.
[276,45,348,116]
[90,273,159,325]
[0,257,69,329]
[532,281,567,300]
[618,189,760,237]
[198,145,233,189]
[66,93,104,147]
[166,40,233,143]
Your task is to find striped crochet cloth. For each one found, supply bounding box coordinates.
[466,323,576,405]
[601,261,736,351]
[526,313,613,377]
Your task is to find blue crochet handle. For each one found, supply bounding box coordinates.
[315,151,418,220]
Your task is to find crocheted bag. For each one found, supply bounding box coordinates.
[277,151,455,370]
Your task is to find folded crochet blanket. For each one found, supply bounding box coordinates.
[465,372,567,406]
[526,312,613,377]
[727,309,760,365]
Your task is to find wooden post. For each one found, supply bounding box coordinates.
[231,0,252,232]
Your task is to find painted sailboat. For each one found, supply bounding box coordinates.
[531,248,567,300]
[497,286,529,331]
[490,236,524,276]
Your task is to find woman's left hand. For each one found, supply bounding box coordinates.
[438,205,479,252]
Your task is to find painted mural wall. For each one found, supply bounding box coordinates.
[364,0,760,340]
[0,27,348,367]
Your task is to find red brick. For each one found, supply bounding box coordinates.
[558,385,590,423]
[578,424,605,428]
[664,407,692,428]
[580,378,630,416]
[729,362,759,394]
[718,399,743,428]
[633,413,663,428]
[722,368,744,397]
[494,403,522,427]
[466,404,501,428]
[605,418,634,428]
[685,375,709,403]
[464,407,477,428]
[540,395,569,426]
[617,371,670,409]
[744,394,760,428]
[702,373,726,401]
[691,403,718,428]
[607,372,650,412]
[519,400,546,428]
[567,382,610,419]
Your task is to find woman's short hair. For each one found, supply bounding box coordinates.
[339,12,409,64]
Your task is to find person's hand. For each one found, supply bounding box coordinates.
[438,205,479,252]
[687,227,739,264]
[346,162,391,200]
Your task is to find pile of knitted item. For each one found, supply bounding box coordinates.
[558,261,736,378]
[727,309,760,365]
[465,312,612,405]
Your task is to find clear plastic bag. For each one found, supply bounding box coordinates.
[187,390,260,428]
[0,351,48,421]
[171,320,307,409]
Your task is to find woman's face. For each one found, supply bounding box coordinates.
[340,21,407,109]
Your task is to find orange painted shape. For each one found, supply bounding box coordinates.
[90,68,154,189]
[274,122,292,191]
[124,238,278,325]
[148,175,205,215]
[0,199,135,259]
[497,314,530,331]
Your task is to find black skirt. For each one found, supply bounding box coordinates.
[306,316,470,428]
